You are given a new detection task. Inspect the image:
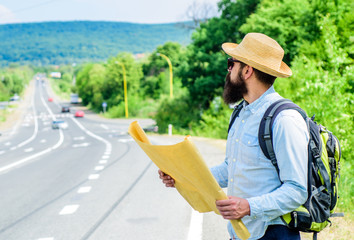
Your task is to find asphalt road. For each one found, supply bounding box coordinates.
[0,77,229,240]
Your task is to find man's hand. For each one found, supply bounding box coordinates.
[216,196,250,220]
[158,169,175,188]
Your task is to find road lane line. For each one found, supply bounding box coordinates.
[24,148,34,152]
[71,117,112,157]
[37,238,54,240]
[72,143,90,148]
[101,155,109,159]
[99,160,107,164]
[59,205,79,215]
[73,136,85,140]
[94,166,105,171]
[78,186,92,193]
[0,130,64,174]
[88,174,100,180]
[118,138,134,143]
[0,151,5,155]
[100,124,109,130]
[187,210,203,240]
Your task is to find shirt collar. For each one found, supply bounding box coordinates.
[244,86,276,113]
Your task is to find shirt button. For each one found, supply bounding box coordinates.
[248,141,251,144]
[236,139,239,142]
[242,120,245,123]
[233,158,236,162]
[230,178,234,182]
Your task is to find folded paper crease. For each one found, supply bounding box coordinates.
[128,121,250,240]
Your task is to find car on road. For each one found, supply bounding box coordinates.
[74,110,85,117]
[143,125,158,133]
[9,94,20,101]
[61,106,70,112]
[48,97,53,102]
[52,120,68,129]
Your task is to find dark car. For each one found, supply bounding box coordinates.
[61,106,70,112]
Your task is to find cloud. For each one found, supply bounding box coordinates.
[0,5,18,24]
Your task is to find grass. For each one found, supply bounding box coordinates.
[301,214,353,239]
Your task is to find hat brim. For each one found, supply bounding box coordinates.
[222,43,292,78]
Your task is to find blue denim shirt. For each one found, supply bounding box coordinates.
[211,86,309,239]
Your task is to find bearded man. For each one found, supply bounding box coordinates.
[159,33,309,240]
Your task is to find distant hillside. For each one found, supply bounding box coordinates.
[0,21,193,66]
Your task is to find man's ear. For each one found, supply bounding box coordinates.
[243,65,254,80]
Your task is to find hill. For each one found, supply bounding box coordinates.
[0,21,193,66]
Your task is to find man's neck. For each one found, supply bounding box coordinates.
[243,83,271,104]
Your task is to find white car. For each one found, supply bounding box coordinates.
[52,120,68,129]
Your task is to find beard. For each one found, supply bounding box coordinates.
[223,70,248,105]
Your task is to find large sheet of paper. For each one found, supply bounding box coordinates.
[128,121,250,240]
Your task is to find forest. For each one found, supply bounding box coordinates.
[1,0,353,220]
[0,21,192,66]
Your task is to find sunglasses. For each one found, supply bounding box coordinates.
[227,58,241,70]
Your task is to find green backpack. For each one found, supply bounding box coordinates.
[228,99,343,239]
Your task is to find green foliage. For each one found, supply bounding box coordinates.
[0,21,192,67]
[154,93,200,133]
[0,66,33,101]
[188,97,233,139]
[178,0,261,110]
[240,0,313,64]
[141,42,187,99]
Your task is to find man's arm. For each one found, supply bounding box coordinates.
[247,110,309,221]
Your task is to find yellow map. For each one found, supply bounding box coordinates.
[128,121,250,240]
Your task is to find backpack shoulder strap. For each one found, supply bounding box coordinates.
[258,99,307,173]
[228,100,245,133]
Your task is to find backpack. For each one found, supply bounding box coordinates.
[228,99,343,239]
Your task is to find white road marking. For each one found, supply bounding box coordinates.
[94,166,104,171]
[99,160,107,164]
[10,147,17,151]
[187,210,203,240]
[59,205,79,215]
[40,139,47,143]
[88,174,100,180]
[73,136,85,141]
[101,155,109,159]
[100,124,109,130]
[118,139,134,143]
[4,142,11,146]
[0,130,64,174]
[0,151,5,155]
[72,143,90,148]
[104,151,111,155]
[24,148,34,152]
[78,186,92,193]
[37,238,54,240]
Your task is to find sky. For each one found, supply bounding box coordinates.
[0,0,220,25]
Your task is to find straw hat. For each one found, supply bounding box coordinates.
[222,33,292,78]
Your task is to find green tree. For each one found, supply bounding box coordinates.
[178,0,261,110]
